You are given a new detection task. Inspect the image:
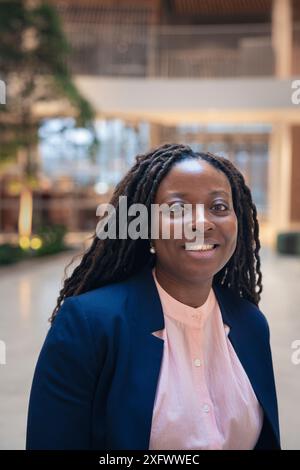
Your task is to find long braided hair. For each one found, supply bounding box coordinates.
[50,143,262,322]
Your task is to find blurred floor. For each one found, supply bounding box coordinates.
[0,247,299,449]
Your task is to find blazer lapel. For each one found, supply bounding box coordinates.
[125,262,165,449]
[213,284,280,447]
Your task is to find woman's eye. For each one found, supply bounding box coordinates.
[212,203,228,211]
[169,202,185,214]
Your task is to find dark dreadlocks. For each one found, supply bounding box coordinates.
[50,143,262,323]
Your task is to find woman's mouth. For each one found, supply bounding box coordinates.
[185,243,216,251]
[182,243,219,259]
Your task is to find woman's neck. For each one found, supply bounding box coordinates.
[154,265,213,308]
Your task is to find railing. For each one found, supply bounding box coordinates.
[65,23,276,78]
[0,192,112,233]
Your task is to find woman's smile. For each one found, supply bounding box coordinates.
[181,243,220,259]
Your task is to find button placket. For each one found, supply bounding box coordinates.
[191,330,204,394]
[190,331,214,420]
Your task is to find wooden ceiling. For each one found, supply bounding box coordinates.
[48,0,274,25]
[163,0,272,24]
[48,0,159,25]
[171,0,272,15]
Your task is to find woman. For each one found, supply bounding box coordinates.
[26,143,280,450]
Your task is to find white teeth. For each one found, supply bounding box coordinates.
[185,244,215,251]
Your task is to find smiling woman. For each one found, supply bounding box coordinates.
[26,143,280,450]
[151,158,238,308]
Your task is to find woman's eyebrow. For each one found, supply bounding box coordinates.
[164,191,188,198]
[209,190,230,197]
[163,190,230,198]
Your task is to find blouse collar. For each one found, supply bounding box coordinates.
[151,267,216,329]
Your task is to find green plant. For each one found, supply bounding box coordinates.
[34,223,69,256]
[0,244,25,265]
[0,0,98,175]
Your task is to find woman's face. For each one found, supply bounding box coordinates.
[152,158,238,284]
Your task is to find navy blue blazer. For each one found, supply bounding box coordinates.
[26,262,281,450]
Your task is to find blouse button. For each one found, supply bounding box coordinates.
[194,358,201,367]
[202,404,210,413]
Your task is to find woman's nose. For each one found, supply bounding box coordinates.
[190,206,216,232]
[183,205,215,246]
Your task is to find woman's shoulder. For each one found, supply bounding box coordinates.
[55,277,131,331]
[46,278,132,361]
[73,278,129,310]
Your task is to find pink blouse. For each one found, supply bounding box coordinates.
[148,267,264,450]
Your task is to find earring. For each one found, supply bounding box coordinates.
[150,243,156,254]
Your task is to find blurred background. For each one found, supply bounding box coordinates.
[0,0,299,450]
